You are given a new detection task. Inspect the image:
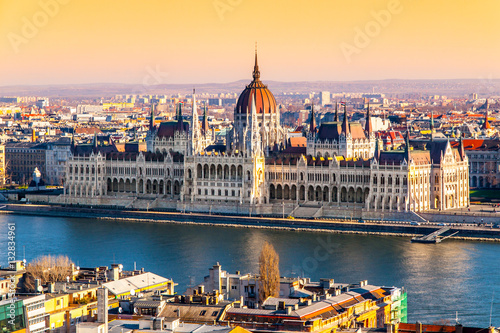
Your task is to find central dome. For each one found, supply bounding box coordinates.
[235,52,277,114]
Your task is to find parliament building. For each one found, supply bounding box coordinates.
[62,53,469,220]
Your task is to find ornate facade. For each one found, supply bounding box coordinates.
[62,54,469,218]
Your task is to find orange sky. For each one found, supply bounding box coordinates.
[1,0,499,85]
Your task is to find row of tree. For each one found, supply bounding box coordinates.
[22,243,281,304]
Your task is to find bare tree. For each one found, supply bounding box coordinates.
[258,242,280,303]
[24,255,74,292]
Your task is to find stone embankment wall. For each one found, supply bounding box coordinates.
[3,203,499,241]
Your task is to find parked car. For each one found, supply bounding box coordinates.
[437,223,447,226]
[410,221,420,226]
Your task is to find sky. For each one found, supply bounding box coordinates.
[1,0,500,86]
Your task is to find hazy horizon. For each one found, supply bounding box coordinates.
[1,0,500,86]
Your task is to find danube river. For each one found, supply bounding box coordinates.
[0,214,498,327]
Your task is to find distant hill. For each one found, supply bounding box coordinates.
[1,79,499,97]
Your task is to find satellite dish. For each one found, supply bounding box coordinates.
[118,307,123,314]
[66,276,70,282]
[130,289,135,296]
[37,285,43,292]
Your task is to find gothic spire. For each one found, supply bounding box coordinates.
[202,102,209,135]
[309,100,317,133]
[365,100,372,134]
[374,137,380,161]
[71,131,76,154]
[334,101,339,122]
[176,102,184,131]
[92,130,98,154]
[252,43,260,82]
[150,103,156,132]
[482,104,491,130]
[430,110,434,142]
[458,132,465,160]
[342,103,349,135]
[404,130,411,161]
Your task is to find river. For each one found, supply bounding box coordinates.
[0,214,498,327]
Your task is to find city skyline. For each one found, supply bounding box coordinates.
[1,0,500,86]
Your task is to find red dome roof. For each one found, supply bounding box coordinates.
[235,52,277,114]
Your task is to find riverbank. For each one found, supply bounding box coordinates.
[2,203,499,242]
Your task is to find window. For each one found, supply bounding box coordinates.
[200,310,206,316]
[212,311,218,316]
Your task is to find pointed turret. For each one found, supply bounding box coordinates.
[150,103,156,132]
[365,100,372,134]
[430,110,434,141]
[374,137,380,161]
[334,101,339,122]
[92,131,98,154]
[341,103,350,135]
[482,106,491,130]
[252,44,260,82]
[404,131,411,161]
[176,102,184,132]
[309,101,317,133]
[202,102,209,135]
[458,133,465,160]
[70,132,76,154]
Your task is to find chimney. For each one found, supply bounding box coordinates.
[111,265,119,281]
[65,310,71,333]
[235,271,240,275]
[278,301,286,310]
[48,283,55,294]
[416,322,422,333]
[97,288,109,333]
[198,285,205,294]
[286,306,292,315]
[35,279,41,293]
[386,323,394,333]
[455,324,463,333]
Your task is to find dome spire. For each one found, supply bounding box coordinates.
[253,43,260,81]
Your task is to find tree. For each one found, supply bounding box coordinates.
[258,241,280,303]
[23,255,74,292]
